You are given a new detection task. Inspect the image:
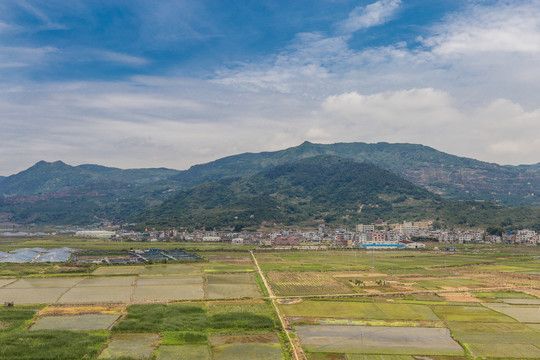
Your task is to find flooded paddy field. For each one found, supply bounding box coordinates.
[31,314,120,331]
[295,324,464,355]
[0,263,262,305]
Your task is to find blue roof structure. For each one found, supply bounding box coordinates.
[360,244,405,248]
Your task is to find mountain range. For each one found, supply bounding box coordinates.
[1,142,539,229]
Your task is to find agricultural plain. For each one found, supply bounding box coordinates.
[0,242,539,359]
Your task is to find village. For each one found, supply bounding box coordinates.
[67,220,540,248]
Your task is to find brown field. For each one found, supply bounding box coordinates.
[267,271,351,296]
[210,334,280,345]
[439,292,482,302]
[38,304,125,316]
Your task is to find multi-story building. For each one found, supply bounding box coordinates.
[356,224,375,233]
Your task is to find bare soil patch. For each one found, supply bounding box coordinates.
[210,333,279,345]
[332,272,387,278]
[438,292,481,303]
[38,304,125,316]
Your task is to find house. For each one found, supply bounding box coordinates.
[273,236,299,246]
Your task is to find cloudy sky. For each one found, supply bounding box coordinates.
[1,0,540,175]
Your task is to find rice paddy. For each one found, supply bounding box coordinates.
[98,333,159,359]
[31,314,120,331]
[295,324,464,355]
[157,344,211,360]
[281,300,440,321]
[212,343,284,360]
[1,245,540,359]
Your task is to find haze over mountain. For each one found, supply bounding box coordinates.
[1,142,539,228]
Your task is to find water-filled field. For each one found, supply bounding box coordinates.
[295,324,464,355]
[0,264,262,305]
[98,333,160,359]
[157,345,211,360]
[31,314,120,331]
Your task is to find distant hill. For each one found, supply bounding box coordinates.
[511,163,540,174]
[137,156,440,229]
[0,161,181,225]
[0,160,180,196]
[137,156,540,230]
[171,142,540,206]
[1,142,540,227]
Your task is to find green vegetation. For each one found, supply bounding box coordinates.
[0,308,36,332]
[113,304,208,333]
[137,156,439,229]
[474,291,537,300]
[281,300,440,321]
[3,142,540,226]
[160,331,207,345]
[210,312,275,330]
[0,330,108,360]
[113,303,276,334]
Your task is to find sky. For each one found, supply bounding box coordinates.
[1,0,540,175]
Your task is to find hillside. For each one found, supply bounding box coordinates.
[0,161,181,225]
[137,156,441,229]
[1,142,540,227]
[171,142,540,206]
[0,161,180,196]
[138,156,540,231]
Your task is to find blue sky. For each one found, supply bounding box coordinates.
[1,0,539,174]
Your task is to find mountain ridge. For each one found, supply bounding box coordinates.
[171,141,540,206]
[137,155,441,229]
[136,155,540,231]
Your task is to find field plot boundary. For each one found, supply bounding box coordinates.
[295,324,464,356]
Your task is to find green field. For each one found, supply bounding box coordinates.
[0,330,108,360]
[1,241,540,359]
[281,300,440,321]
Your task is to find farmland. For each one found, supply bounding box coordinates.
[0,242,539,359]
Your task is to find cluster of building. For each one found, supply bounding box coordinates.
[74,220,539,247]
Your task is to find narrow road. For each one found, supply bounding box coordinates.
[250,250,306,360]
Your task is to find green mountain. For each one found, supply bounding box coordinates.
[172,141,540,206]
[0,160,180,195]
[138,156,540,231]
[2,142,540,227]
[0,161,181,225]
[137,156,440,229]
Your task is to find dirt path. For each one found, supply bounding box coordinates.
[250,250,306,360]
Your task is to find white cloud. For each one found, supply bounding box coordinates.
[93,50,150,66]
[16,0,68,31]
[2,0,540,175]
[338,0,402,34]
[0,45,58,69]
[318,89,540,165]
[322,88,456,124]
[424,1,540,55]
